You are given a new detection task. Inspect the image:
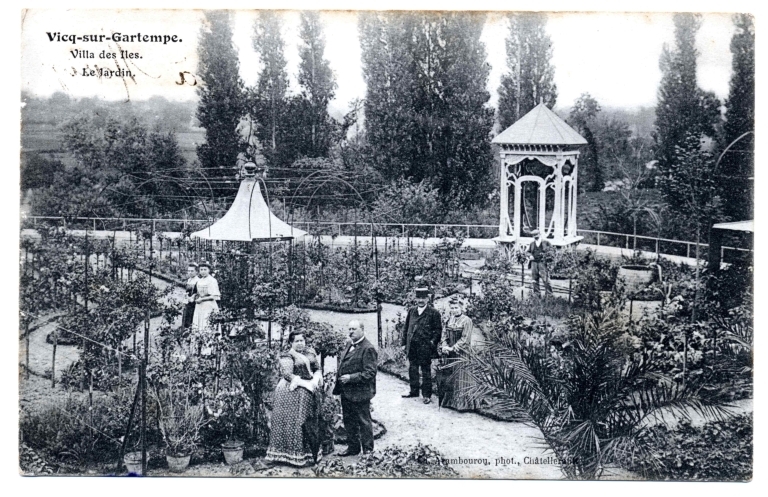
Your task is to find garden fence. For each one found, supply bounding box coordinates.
[23,216,751,263]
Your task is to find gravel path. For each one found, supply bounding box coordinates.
[370,372,563,479]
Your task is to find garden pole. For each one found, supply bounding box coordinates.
[25,321,29,380]
[116,367,142,473]
[374,229,382,348]
[89,369,95,441]
[51,328,57,388]
[84,228,89,351]
[287,240,293,305]
[141,221,154,475]
[117,349,122,393]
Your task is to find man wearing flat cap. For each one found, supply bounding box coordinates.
[401,282,443,404]
[528,229,553,297]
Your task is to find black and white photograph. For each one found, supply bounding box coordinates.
[17,4,756,482]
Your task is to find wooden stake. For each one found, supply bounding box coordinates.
[25,321,30,380]
[51,329,57,388]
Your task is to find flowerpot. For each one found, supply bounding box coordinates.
[222,441,244,465]
[124,451,143,475]
[166,453,191,473]
[618,265,654,294]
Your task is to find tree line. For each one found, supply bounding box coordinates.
[22,11,753,241]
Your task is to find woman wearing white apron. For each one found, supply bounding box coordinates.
[192,262,220,331]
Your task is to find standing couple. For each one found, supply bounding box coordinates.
[265,319,378,465]
[402,282,483,409]
[182,261,221,331]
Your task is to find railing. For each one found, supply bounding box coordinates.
[576,229,751,262]
[21,216,751,261]
[290,221,500,239]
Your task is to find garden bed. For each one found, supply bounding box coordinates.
[301,302,378,313]
[627,414,752,481]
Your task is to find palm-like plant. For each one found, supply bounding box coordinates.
[459,307,732,479]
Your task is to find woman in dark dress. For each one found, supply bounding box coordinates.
[439,297,483,411]
[265,331,324,466]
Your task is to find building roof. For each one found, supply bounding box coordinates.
[492,103,588,146]
[191,178,307,241]
[712,220,754,233]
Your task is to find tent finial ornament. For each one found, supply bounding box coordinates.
[240,161,257,178]
[240,158,268,179]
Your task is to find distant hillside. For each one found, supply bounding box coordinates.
[21,93,204,164]
[554,105,656,139]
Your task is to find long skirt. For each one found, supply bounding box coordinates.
[438,355,477,412]
[265,379,322,466]
[192,300,218,331]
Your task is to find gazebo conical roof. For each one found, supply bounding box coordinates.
[191,178,307,242]
[492,103,587,146]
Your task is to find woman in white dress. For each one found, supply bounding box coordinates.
[192,262,220,331]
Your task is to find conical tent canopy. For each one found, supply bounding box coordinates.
[191,178,307,241]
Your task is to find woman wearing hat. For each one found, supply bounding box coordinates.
[439,296,482,411]
[192,262,220,331]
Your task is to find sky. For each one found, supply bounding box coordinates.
[21,9,737,114]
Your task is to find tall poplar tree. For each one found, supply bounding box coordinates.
[251,11,291,167]
[291,11,338,159]
[359,11,418,180]
[720,13,755,221]
[359,12,494,207]
[497,12,557,130]
[196,10,245,196]
[414,13,495,206]
[653,13,721,177]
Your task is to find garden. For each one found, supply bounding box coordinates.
[19,223,753,480]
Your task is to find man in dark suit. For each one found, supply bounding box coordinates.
[528,229,553,297]
[401,284,443,404]
[333,319,378,456]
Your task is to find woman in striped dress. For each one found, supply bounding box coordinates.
[439,297,483,411]
[265,331,323,466]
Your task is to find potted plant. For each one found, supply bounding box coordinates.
[123,450,143,475]
[209,386,251,465]
[619,249,656,295]
[150,382,208,473]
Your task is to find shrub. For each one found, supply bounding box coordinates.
[570,250,620,312]
[628,415,752,481]
[377,346,407,371]
[308,324,348,372]
[313,444,458,478]
[205,386,251,445]
[460,305,732,480]
[20,390,160,472]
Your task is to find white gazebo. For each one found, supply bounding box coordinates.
[492,103,587,247]
[191,163,307,242]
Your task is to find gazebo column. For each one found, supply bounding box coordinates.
[553,171,563,241]
[513,179,522,239]
[569,164,579,237]
[499,159,510,237]
[539,180,547,235]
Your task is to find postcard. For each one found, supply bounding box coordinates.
[19,7,754,481]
